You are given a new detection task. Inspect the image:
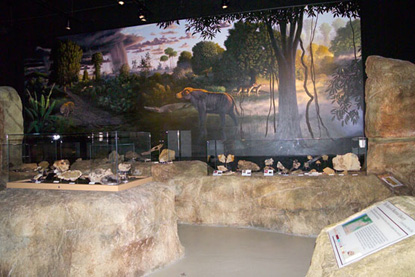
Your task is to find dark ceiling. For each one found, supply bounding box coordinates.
[0,0,342,41]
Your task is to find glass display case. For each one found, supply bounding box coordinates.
[207,137,367,176]
[5,131,152,191]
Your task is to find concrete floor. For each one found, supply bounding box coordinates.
[150,224,316,277]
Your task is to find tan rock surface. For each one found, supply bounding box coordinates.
[0,183,184,276]
[152,160,210,182]
[169,174,392,236]
[367,139,415,194]
[0,87,24,178]
[365,56,415,138]
[306,196,415,277]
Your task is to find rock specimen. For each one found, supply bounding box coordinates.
[218,154,234,164]
[237,160,260,171]
[159,149,176,163]
[323,167,335,175]
[276,161,289,174]
[142,144,163,156]
[118,163,131,172]
[218,154,226,163]
[0,183,184,276]
[292,159,301,170]
[332,153,361,171]
[217,165,228,172]
[88,168,113,184]
[125,151,140,160]
[37,161,49,170]
[264,158,274,166]
[322,155,329,161]
[306,196,415,277]
[57,170,83,181]
[108,151,123,163]
[53,159,70,172]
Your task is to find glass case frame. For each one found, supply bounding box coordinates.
[5,131,153,191]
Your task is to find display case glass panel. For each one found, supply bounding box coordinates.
[5,131,152,191]
[207,137,367,175]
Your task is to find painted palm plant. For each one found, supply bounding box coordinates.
[25,84,57,133]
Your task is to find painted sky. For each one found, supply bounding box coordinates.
[93,11,347,74]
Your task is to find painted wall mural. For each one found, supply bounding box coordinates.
[24,2,363,157]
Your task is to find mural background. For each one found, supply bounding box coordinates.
[23,3,363,158]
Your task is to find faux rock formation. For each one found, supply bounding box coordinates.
[0,87,24,168]
[53,159,70,172]
[159,149,176,163]
[365,56,415,194]
[367,139,415,194]
[57,170,83,181]
[0,183,184,276]
[151,161,210,182]
[11,163,38,172]
[88,168,113,184]
[170,173,392,236]
[237,160,260,171]
[332,153,361,171]
[365,56,415,138]
[306,196,415,277]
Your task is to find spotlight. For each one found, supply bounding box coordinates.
[66,19,71,30]
[222,0,229,9]
[118,0,125,5]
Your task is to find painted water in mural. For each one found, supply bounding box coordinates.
[24,3,363,158]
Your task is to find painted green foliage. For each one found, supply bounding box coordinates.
[191,41,224,76]
[49,40,83,87]
[25,85,57,133]
[91,52,103,81]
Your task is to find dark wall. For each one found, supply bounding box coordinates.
[1,0,414,95]
[361,0,415,63]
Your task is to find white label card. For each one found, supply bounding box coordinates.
[264,169,274,176]
[242,170,252,176]
[213,170,223,176]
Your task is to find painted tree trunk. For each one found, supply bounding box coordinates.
[276,61,302,140]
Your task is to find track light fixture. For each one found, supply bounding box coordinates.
[118,1,125,5]
[66,19,71,30]
[137,1,148,22]
[222,0,229,9]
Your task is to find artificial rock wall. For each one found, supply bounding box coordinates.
[306,196,415,277]
[0,86,24,188]
[167,173,392,236]
[0,183,184,276]
[365,56,415,194]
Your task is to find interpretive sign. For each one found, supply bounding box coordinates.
[379,174,404,188]
[328,201,415,268]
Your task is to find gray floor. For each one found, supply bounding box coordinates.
[150,224,316,277]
